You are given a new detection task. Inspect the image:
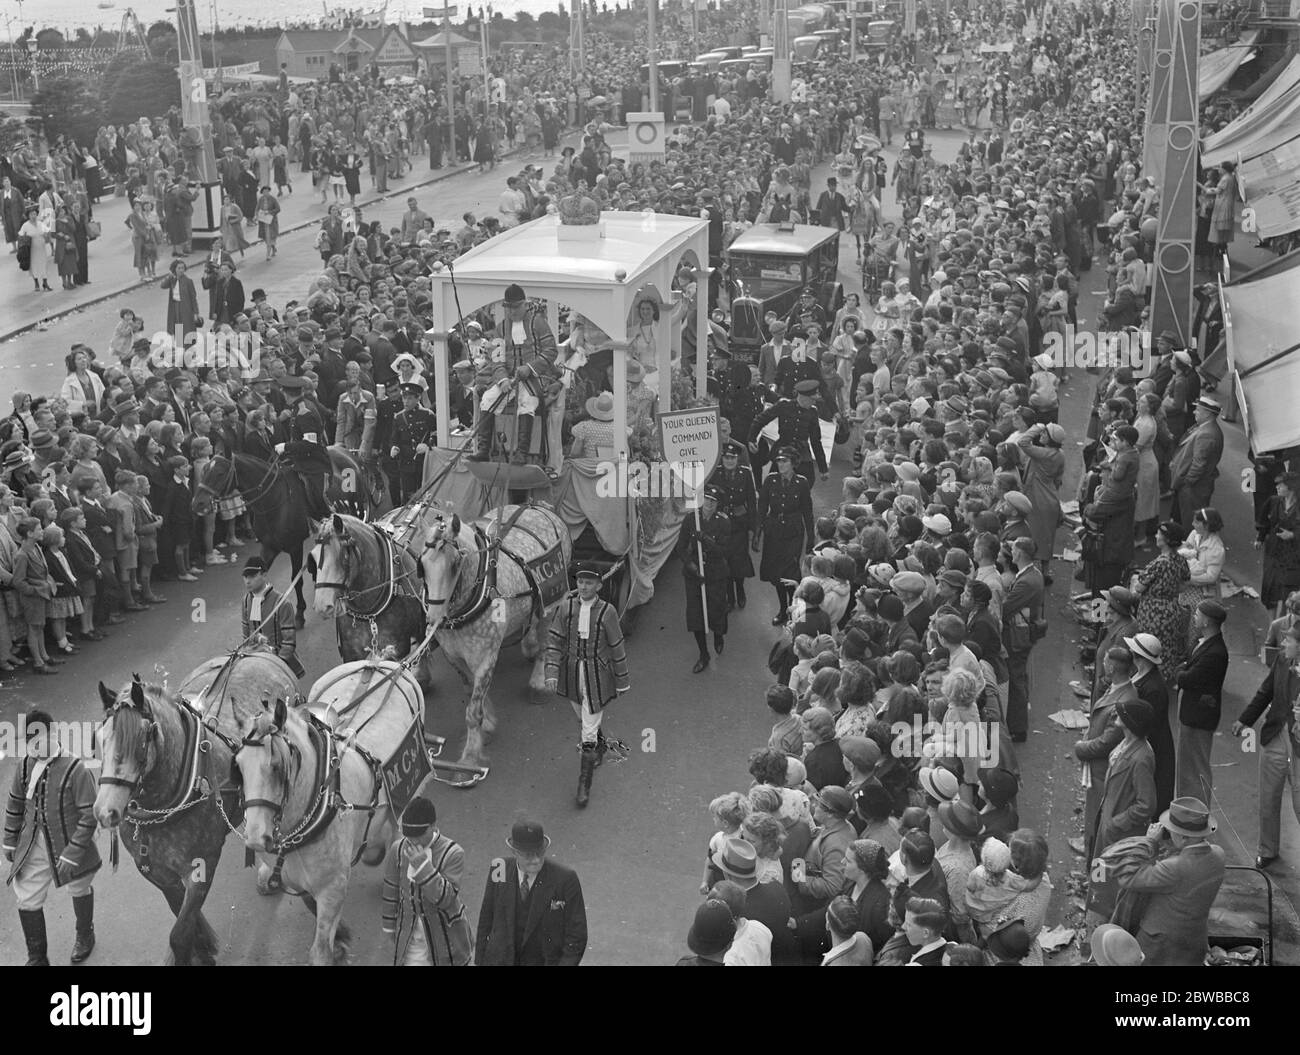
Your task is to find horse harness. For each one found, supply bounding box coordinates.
[98,685,244,876]
[235,708,384,893]
[317,510,427,650]
[426,505,552,633]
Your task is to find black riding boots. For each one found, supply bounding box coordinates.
[19,909,48,966]
[576,741,599,808]
[71,891,96,963]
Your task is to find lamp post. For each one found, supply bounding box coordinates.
[647,0,659,115]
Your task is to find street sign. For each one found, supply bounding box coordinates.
[657,405,720,502]
[424,5,459,16]
[381,720,432,818]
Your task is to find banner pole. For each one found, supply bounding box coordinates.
[694,483,709,637]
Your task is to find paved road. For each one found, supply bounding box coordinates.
[1,127,1295,965]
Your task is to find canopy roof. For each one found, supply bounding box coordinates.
[434,212,708,330]
[1200,29,1261,100]
[1202,53,1300,167]
[1222,249,1300,454]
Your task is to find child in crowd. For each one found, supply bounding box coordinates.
[700,792,751,895]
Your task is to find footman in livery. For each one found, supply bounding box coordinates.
[543,563,630,808]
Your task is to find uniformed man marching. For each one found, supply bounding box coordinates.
[750,379,829,483]
[5,708,101,965]
[543,563,630,808]
[708,440,757,610]
[754,446,815,625]
[389,382,436,505]
[676,483,732,673]
[241,555,304,678]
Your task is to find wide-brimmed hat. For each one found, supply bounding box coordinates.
[506,819,551,855]
[919,766,959,803]
[710,836,758,890]
[1104,586,1137,617]
[1090,923,1145,965]
[1160,796,1217,838]
[687,899,736,956]
[1195,396,1221,415]
[938,799,982,840]
[1123,633,1162,665]
[584,392,615,422]
[625,359,646,383]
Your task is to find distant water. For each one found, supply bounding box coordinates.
[10,0,621,36]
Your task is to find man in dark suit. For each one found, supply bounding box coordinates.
[1169,397,1225,528]
[1232,623,1300,869]
[475,820,587,965]
[1001,536,1044,742]
[1174,600,1229,802]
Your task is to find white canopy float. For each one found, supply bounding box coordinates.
[1219,248,1300,454]
[1199,28,1261,100]
[416,211,715,611]
[425,210,712,455]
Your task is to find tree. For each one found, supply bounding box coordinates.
[74,28,93,45]
[35,29,66,51]
[0,115,33,156]
[30,75,103,146]
[147,21,175,42]
[105,59,181,127]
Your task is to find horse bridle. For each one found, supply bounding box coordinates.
[234,720,302,825]
[194,454,284,511]
[97,699,159,794]
[421,517,470,609]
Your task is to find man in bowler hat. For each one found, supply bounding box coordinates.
[475,819,587,965]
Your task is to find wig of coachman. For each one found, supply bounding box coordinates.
[470,283,561,465]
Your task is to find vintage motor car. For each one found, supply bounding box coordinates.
[725,222,845,364]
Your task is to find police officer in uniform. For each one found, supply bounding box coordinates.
[750,379,829,483]
[277,375,333,520]
[773,339,822,399]
[389,382,436,505]
[784,287,828,340]
[374,381,405,507]
[677,483,732,672]
[754,446,814,625]
[709,440,757,610]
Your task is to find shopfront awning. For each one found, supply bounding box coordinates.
[1199,29,1261,100]
[1221,248,1300,454]
[1202,53,1300,167]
